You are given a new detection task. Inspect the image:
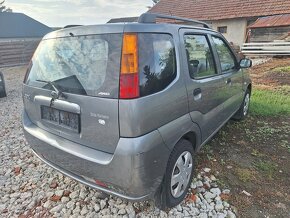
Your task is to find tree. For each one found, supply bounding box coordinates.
[0,1,12,12]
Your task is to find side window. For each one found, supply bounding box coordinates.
[212,36,237,72]
[138,34,176,97]
[184,35,216,79]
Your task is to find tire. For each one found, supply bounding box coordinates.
[233,89,251,120]
[0,72,7,98]
[155,139,195,210]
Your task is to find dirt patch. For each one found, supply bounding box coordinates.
[197,116,290,218]
[250,58,290,89]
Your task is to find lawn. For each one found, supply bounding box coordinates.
[250,59,290,116]
[250,89,290,116]
[196,58,290,217]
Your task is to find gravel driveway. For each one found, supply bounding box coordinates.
[0,66,237,218]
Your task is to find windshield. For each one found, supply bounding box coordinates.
[26,34,122,98]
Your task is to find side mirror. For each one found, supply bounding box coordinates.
[0,71,7,98]
[239,58,252,69]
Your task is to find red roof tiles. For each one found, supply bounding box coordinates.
[149,0,290,21]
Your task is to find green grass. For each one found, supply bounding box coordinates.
[273,66,290,73]
[235,168,254,183]
[254,160,278,179]
[250,89,290,116]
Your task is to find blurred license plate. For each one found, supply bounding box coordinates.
[41,106,79,132]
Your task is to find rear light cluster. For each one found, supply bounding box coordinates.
[119,33,140,99]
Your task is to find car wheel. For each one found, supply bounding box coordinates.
[0,72,7,98]
[233,89,251,120]
[155,139,194,209]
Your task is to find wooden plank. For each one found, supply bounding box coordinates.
[243,42,290,46]
[241,46,290,50]
[241,50,290,54]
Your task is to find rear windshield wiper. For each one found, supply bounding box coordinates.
[36,79,67,99]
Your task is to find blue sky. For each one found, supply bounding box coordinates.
[5,0,153,27]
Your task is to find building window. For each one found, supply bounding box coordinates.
[218,26,227,34]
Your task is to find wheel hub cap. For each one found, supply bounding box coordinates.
[243,93,250,116]
[170,151,193,198]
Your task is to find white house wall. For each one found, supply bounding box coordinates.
[210,18,248,47]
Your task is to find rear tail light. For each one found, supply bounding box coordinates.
[119,33,139,99]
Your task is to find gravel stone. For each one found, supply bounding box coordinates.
[55,190,64,197]
[66,201,75,209]
[100,200,107,209]
[43,200,52,208]
[118,208,127,215]
[215,203,224,212]
[69,191,79,199]
[204,191,216,200]
[50,205,63,213]
[227,210,236,218]
[203,168,211,173]
[61,196,70,203]
[222,189,231,195]
[94,204,101,212]
[210,188,222,197]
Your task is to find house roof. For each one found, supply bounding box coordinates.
[107,17,138,23]
[249,14,290,28]
[0,12,52,38]
[149,0,290,21]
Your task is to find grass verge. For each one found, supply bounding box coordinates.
[250,89,290,116]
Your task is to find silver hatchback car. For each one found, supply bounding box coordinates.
[22,13,252,208]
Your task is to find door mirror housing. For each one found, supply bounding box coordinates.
[239,58,252,69]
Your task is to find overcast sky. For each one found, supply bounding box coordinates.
[5,0,154,27]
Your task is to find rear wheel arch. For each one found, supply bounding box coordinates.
[181,131,197,152]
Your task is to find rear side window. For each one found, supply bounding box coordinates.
[26,34,122,98]
[138,34,176,97]
[184,34,216,79]
[212,36,237,72]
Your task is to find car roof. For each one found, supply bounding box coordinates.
[43,22,220,40]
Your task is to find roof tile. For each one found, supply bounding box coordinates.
[149,0,290,20]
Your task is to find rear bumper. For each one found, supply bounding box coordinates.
[23,111,170,201]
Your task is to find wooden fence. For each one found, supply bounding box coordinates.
[0,38,40,68]
[241,41,290,56]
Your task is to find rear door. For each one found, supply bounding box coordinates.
[210,35,244,118]
[23,33,123,154]
[179,29,226,141]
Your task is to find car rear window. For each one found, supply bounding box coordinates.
[25,34,122,98]
[138,34,176,97]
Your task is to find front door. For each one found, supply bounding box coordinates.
[179,29,226,142]
[210,35,244,119]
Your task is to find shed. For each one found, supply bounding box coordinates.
[0,12,52,39]
[247,14,290,42]
[0,12,52,67]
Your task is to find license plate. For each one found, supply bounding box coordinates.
[41,106,80,132]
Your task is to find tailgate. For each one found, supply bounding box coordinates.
[23,33,123,154]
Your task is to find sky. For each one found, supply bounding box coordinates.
[5,0,154,27]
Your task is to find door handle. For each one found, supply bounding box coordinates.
[193,88,202,101]
[226,78,232,85]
